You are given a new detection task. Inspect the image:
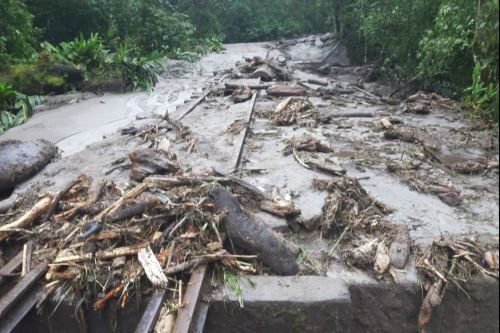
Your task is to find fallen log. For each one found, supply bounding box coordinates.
[107,197,160,223]
[0,196,52,242]
[267,84,307,97]
[210,185,300,275]
[307,79,329,87]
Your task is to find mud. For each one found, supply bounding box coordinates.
[0,35,498,332]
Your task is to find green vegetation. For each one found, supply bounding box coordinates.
[1,0,498,132]
[336,0,499,123]
[0,82,43,134]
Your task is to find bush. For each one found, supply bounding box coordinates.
[0,81,44,134]
[9,62,68,95]
[417,1,476,96]
[111,44,163,92]
[0,0,37,68]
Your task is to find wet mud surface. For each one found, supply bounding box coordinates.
[0,36,498,332]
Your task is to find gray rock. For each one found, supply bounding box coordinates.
[0,139,57,196]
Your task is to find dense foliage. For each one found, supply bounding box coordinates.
[1,0,499,130]
[173,0,331,42]
[337,0,499,123]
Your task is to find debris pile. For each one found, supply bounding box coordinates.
[232,56,291,82]
[417,237,499,332]
[312,176,406,277]
[273,97,317,126]
[0,154,311,324]
[406,91,460,115]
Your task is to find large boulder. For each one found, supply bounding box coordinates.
[0,140,57,197]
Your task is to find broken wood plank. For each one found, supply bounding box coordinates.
[53,243,148,264]
[0,251,23,286]
[0,196,52,242]
[235,92,258,170]
[134,290,168,333]
[0,263,48,320]
[21,241,33,278]
[138,246,169,288]
[171,265,207,333]
[0,284,44,333]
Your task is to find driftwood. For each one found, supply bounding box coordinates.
[138,246,169,288]
[129,149,179,182]
[267,84,307,97]
[42,177,82,222]
[108,197,160,223]
[164,251,255,275]
[210,185,300,275]
[0,196,52,242]
[54,243,148,264]
[259,200,301,219]
[307,79,328,86]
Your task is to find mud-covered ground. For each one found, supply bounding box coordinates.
[1,37,498,283]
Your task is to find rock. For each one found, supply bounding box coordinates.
[374,242,391,275]
[319,33,333,43]
[250,65,275,82]
[389,226,411,269]
[267,84,307,97]
[0,140,58,197]
[307,79,329,87]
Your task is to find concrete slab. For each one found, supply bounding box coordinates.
[206,276,352,333]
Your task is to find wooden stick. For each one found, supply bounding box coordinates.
[21,241,33,278]
[53,243,148,264]
[42,177,82,222]
[97,183,148,221]
[164,251,257,276]
[0,196,52,242]
[94,284,124,310]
